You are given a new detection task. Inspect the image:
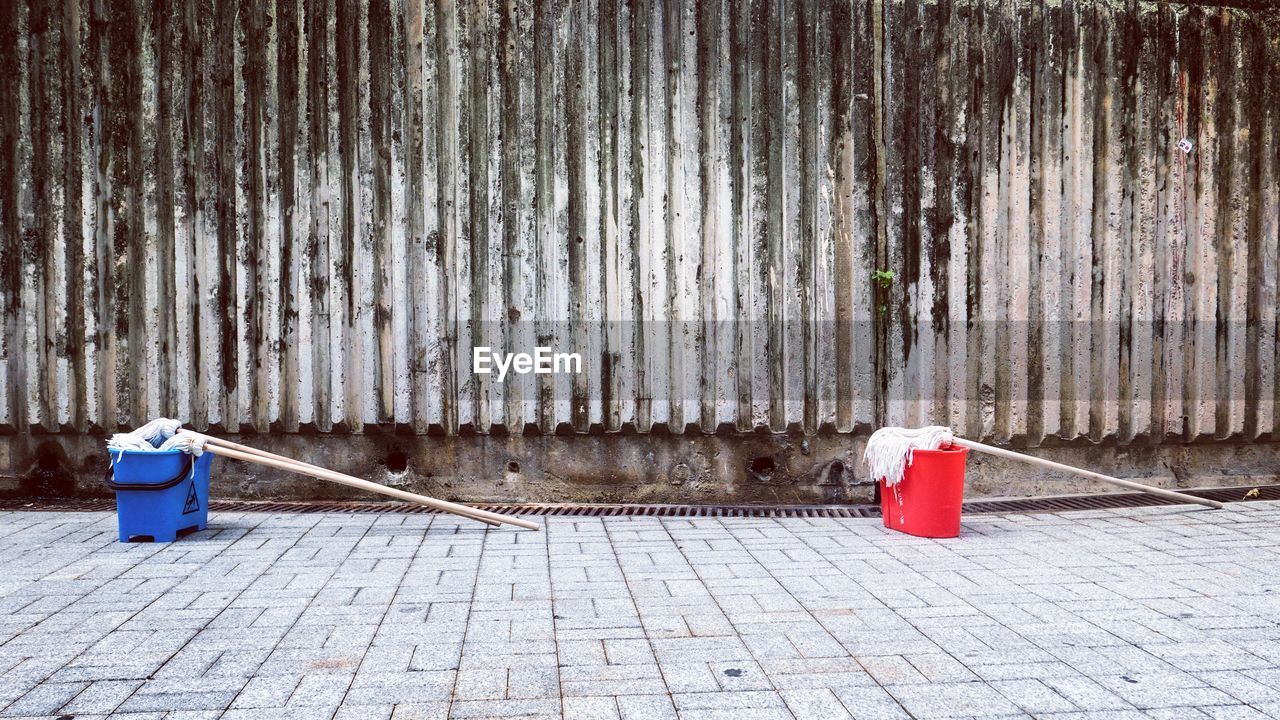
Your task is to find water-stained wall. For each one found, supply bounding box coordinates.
[2,0,1278,450]
[879,0,1279,447]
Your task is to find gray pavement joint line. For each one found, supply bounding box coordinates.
[655,517,794,713]
[41,513,278,717]
[446,519,492,717]
[220,513,364,715]
[719,517,934,719]
[598,517,679,705]
[545,518,567,718]
[330,514,437,718]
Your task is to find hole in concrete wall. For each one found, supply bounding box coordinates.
[384,448,409,473]
[37,446,62,471]
[506,460,521,474]
[747,455,776,481]
[820,459,847,487]
[25,442,75,496]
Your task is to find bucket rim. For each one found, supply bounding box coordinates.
[909,444,968,455]
[107,448,186,457]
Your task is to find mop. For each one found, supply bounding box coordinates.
[106,418,185,452]
[865,425,1223,510]
[107,419,539,530]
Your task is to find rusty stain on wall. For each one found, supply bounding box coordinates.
[0,0,1277,448]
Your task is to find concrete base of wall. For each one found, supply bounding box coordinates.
[2,432,1277,505]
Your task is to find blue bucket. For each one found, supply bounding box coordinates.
[105,449,212,542]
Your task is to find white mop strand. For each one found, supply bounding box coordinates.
[106,418,186,453]
[864,425,954,486]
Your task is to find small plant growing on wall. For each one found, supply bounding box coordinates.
[873,269,894,316]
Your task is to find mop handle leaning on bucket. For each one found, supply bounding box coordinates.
[186,437,540,529]
[202,444,539,529]
[948,437,1224,510]
[180,432,500,528]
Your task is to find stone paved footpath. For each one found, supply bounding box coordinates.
[0,502,1278,720]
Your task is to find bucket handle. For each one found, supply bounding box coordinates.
[104,455,195,491]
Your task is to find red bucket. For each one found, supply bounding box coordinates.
[879,444,969,538]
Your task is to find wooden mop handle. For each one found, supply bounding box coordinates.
[183,433,501,527]
[196,440,540,530]
[949,437,1224,510]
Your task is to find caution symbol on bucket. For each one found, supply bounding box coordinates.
[182,483,200,514]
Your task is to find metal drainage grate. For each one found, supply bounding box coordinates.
[0,485,1275,517]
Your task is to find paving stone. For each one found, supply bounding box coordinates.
[288,672,353,707]
[989,678,1079,714]
[830,686,912,719]
[603,638,655,665]
[672,690,786,711]
[862,654,931,684]
[615,694,678,720]
[653,661,716,694]
[453,666,507,701]
[1198,669,1280,705]
[760,657,877,692]
[448,698,561,717]
[507,667,560,699]
[334,703,393,719]
[229,673,301,709]
[1095,671,1240,710]
[117,689,241,713]
[563,695,621,720]
[675,710,794,720]
[390,702,448,719]
[1145,709,1213,720]
[559,663,667,697]
[343,670,455,705]
[1,680,87,716]
[886,681,1024,718]
[1254,703,1280,719]
[560,639,608,666]
[904,653,979,683]
[1203,707,1276,720]
[1038,675,1136,712]
[56,679,143,715]
[780,688,853,719]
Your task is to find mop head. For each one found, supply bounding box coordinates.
[864,425,954,486]
[159,432,207,456]
[106,418,185,452]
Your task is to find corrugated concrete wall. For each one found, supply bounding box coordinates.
[879,0,1280,447]
[2,0,1278,447]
